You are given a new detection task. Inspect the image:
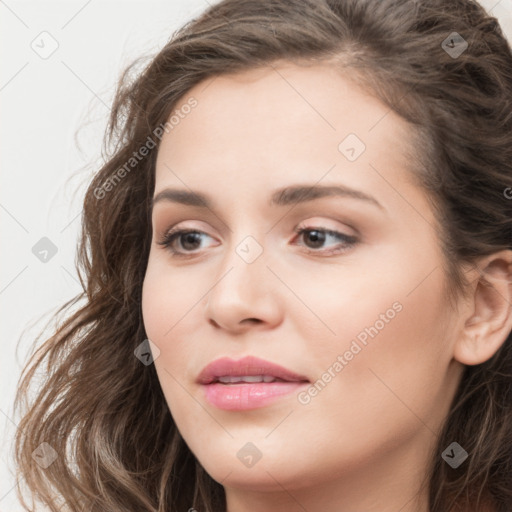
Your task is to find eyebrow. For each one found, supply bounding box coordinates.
[151,184,384,210]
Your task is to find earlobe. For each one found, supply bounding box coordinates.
[453,250,512,366]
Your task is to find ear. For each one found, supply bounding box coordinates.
[453,249,512,366]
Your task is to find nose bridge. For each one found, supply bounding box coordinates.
[212,229,267,298]
[204,222,282,329]
[217,210,268,272]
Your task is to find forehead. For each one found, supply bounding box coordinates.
[154,62,421,205]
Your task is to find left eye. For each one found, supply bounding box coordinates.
[293,227,358,254]
[157,226,358,257]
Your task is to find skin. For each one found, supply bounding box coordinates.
[141,61,512,512]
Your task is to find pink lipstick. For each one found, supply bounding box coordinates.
[197,355,309,411]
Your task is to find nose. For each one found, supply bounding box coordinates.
[205,238,283,333]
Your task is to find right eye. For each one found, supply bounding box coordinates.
[157,229,218,257]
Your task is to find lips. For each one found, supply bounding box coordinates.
[197,355,310,411]
[196,355,310,385]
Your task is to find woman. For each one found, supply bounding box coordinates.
[13,0,512,511]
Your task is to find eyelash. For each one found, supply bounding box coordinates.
[156,225,358,258]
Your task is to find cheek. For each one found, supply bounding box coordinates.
[141,257,208,406]
[310,265,453,433]
[141,274,173,340]
[298,239,453,402]
[141,254,203,339]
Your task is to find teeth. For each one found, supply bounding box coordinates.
[217,375,277,384]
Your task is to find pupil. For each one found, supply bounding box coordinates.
[306,230,325,248]
[182,232,201,250]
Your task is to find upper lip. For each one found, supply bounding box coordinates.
[196,355,310,384]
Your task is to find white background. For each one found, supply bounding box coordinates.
[1,0,511,509]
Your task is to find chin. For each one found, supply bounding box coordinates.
[194,442,312,492]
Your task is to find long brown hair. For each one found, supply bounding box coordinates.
[13,0,512,510]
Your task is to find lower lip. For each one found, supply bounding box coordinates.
[202,381,309,410]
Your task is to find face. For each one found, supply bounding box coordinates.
[142,62,466,505]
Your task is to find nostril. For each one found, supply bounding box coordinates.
[208,317,261,329]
